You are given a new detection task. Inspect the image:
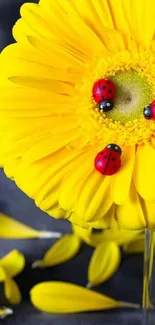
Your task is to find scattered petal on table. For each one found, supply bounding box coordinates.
[4,277,21,305]
[30,281,137,313]
[0,213,61,239]
[87,242,121,288]
[32,234,81,268]
[0,307,13,319]
[0,250,25,278]
[0,266,6,282]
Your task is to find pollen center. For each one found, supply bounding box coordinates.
[106,70,152,122]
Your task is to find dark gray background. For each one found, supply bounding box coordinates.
[0,1,148,323]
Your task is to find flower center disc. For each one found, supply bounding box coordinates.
[105,70,152,122]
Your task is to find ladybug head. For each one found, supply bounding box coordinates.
[99,100,113,112]
[143,105,152,119]
[106,143,122,155]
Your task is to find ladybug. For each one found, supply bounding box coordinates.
[94,144,122,176]
[92,78,116,103]
[143,100,155,119]
[99,100,113,112]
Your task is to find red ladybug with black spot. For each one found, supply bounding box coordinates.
[94,144,122,176]
[92,78,116,103]
[143,100,155,119]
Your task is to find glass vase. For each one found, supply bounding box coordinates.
[142,229,155,325]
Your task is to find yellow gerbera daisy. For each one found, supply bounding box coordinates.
[1,0,155,230]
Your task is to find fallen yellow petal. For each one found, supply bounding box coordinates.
[0,307,13,319]
[0,250,25,278]
[0,213,61,239]
[0,266,6,282]
[30,282,138,313]
[4,277,21,305]
[87,242,121,288]
[32,234,81,268]
[123,234,145,254]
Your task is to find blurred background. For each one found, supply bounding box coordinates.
[0,1,144,324]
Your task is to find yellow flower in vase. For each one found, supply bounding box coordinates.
[1,0,155,230]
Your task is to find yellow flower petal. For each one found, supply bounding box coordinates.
[72,225,93,246]
[90,220,142,246]
[112,146,135,205]
[87,242,121,288]
[75,173,113,224]
[39,0,105,55]
[4,278,21,305]
[69,205,114,230]
[14,0,104,65]
[0,250,25,278]
[58,150,95,212]
[0,266,6,282]
[59,148,114,227]
[30,281,130,313]
[106,0,155,48]
[84,231,105,247]
[44,0,124,52]
[13,17,38,44]
[13,2,55,44]
[68,0,125,51]
[32,234,81,268]
[19,3,61,42]
[11,147,82,206]
[1,78,74,118]
[0,213,39,238]
[1,43,81,84]
[107,0,132,39]
[20,129,83,164]
[131,0,155,48]
[66,0,114,32]
[27,36,86,69]
[0,307,13,319]
[9,76,74,95]
[68,212,93,230]
[0,213,60,239]
[116,181,146,230]
[123,235,144,254]
[134,144,155,201]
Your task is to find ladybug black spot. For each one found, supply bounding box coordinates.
[111,158,115,162]
[104,155,107,159]
[108,89,112,93]
[113,164,117,168]
[107,80,111,84]
[102,86,106,90]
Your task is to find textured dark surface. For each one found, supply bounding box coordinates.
[2,304,147,325]
[0,0,154,324]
